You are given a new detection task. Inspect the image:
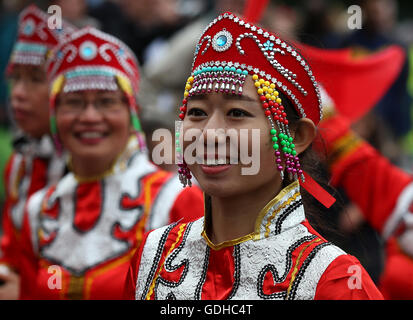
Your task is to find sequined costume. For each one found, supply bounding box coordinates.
[20,136,203,299]
[125,181,382,300]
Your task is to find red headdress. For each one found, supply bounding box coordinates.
[176,12,335,207]
[7,4,76,72]
[46,27,145,152]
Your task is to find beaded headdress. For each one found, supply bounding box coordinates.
[177,12,334,207]
[7,4,76,72]
[46,27,146,153]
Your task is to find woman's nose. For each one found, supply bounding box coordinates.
[78,103,104,122]
[10,80,28,103]
[201,113,227,147]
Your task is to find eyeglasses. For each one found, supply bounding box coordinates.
[57,95,128,115]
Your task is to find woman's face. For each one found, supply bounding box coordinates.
[9,64,50,138]
[183,75,281,198]
[56,89,131,165]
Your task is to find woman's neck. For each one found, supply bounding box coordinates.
[208,180,283,245]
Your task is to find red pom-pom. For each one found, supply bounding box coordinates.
[265,110,271,116]
[260,95,267,101]
[179,113,185,120]
[262,102,269,109]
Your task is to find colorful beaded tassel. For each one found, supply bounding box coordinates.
[253,73,304,182]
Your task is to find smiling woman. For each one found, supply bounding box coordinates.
[55,89,131,178]
[125,11,384,300]
[16,27,204,300]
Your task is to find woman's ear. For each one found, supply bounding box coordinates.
[290,118,316,155]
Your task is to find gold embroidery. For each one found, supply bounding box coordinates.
[286,238,321,299]
[201,230,255,251]
[201,181,301,249]
[254,180,299,240]
[146,223,187,300]
[264,191,300,238]
[328,132,363,167]
[67,275,84,300]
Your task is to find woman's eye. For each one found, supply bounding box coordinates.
[227,108,251,118]
[187,108,207,117]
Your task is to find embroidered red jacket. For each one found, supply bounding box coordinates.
[125,181,383,300]
[18,136,204,299]
[1,136,65,272]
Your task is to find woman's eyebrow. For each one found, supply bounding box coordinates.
[224,94,257,102]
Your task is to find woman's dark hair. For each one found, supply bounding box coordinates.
[279,91,345,241]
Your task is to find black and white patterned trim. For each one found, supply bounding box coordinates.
[227,244,241,300]
[286,241,332,300]
[139,223,177,300]
[194,245,211,300]
[157,222,194,288]
[274,198,303,235]
[257,235,316,299]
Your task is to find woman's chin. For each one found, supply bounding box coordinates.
[198,181,240,199]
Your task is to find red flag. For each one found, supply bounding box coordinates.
[242,0,269,23]
[295,43,406,122]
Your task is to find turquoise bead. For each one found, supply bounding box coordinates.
[216,35,227,47]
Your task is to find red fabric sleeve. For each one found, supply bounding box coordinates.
[168,185,204,225]
[123,230,151,300]
[378,237,413,300]
[0,154,20,269]
[18,200,41,300]
[314,254,384,300]
[317,115,413,233]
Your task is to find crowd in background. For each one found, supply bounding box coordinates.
[1,0,413,286]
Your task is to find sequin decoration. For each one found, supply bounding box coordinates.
[22,18,35,36]
[79,41,97,60]
[212,29,232,52]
